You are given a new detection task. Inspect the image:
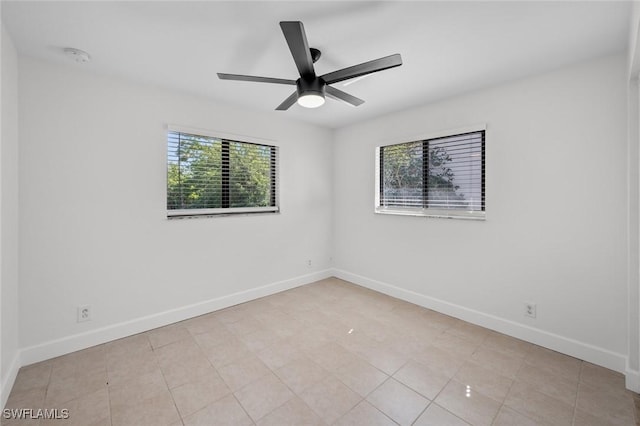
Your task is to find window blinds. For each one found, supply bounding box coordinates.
[378,130,485,215]
[167,131,278,217]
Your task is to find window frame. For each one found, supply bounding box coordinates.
[374,124,486,220]
[166,125,279,219]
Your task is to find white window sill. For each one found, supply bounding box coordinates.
[375,207,486,221]
[167,207,279,219]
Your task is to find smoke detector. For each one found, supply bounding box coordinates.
[63,48,91,63]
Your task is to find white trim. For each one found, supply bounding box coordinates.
[167,206,279,218]
[376,123,487,147]
[332,268,632,384]
[1,352,21,408]
[20,269,332,367]
[625,366,640,393]
[375,207,486,221]
[166,124,278,146]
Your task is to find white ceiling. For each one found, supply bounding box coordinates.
[2,1,631,129]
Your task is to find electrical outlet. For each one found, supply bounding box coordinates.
[77,305,92,322]
[524,302,536,318]
[307,259,312,268]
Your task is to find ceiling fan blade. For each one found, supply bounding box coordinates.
[326,86,364,107]
[275,91,299,111]
[217,73,296,85]
[320,54,402,85]
[280,21,315,78]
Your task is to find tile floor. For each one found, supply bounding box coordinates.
[3,278,638,426]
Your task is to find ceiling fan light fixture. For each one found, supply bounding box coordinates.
[297,93,325,108]
[296,78,326,108]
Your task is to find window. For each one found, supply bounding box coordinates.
[375,128,485,219]
[167,129,278,217]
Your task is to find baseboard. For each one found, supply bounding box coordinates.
[332,268,631,385]
[626,366,640,393]
[19,269,333,367]
[1,351,21,409]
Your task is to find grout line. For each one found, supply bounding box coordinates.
[571,361,584,426]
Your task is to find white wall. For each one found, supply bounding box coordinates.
[17,57,333,359]
[333,55,629,372]
[626,1,640,389]
[1,24,20,405]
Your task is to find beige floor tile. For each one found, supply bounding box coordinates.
[492,406,539,426]
[234,373,294,421]
[580,362,627,394]
[413,346,465,378]
[470,347,523,379]
[419,309,460,331]
[154,337,204,366]
[1,418,41,426]
[335,327,378,353]
[270,318,307,338]
[413,403,470,426]
[289,327,333,352]
[40,388,110,426]
[11,362,52,394]
[297,310,339,329]
[106,349,159,387]
[434,380,501,426]
[108,369,166,408]
[5,280,639,426]
[366,378,429,425]
[433,333,480,358]
[334,400,396,426]
[256,396,324,426]
[353,319,398,343]
[299,375,362,424]
[352,341,407,376]
[504,381,574,426]
[46,366,108,406]
[202,336,252,369]
[105,334,152,360]
[170,371,231,417]
[393,359,450,400]
[305,341,360,372]
[109,370,180,426]
[5,386,46,410]
[239,328,281,352]
[573,408,633,426]
[192,325,236,350]
[160,351,217,389]
[380,332,434,358]
[516,362,577,405]
[214,305,251,324]
[217,355,271,391]
[335,358,388,398]
[147,325,191,349]
[183,394,253,426]
[480,331,532,359]
[181,312,222,335]
[224,316,264,336]
[275,357,328,394]
[444,321,489,344]
[524,346,581,382]
[256,340,305,370]
[50,346,106,380]
[575,381,635,426]
[453,362,513,403]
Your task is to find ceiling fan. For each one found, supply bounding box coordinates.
[217,21,403,110]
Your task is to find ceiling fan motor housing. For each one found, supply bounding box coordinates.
[296,77,326,99]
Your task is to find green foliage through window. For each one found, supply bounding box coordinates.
[167,131,277,216]
[378,131,485,212]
